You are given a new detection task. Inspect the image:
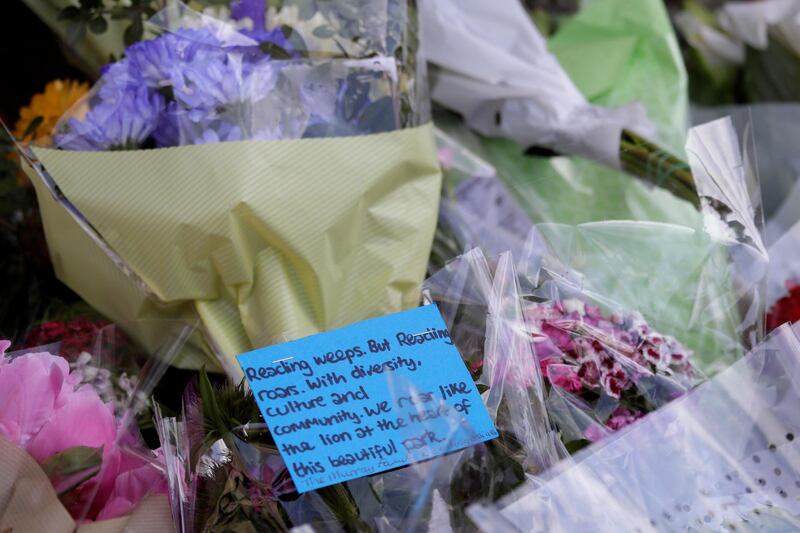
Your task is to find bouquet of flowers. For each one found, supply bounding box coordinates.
[0,319,193,531]
[472,323,800,532]
[527,296,696,444]
[155,245,705,532]
[0,340,164,524]
[432,114,767,376]
[424,247,698,455]
[17,0,442,376]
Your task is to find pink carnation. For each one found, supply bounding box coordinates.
[606,407,644,431]
[541,360,583,393]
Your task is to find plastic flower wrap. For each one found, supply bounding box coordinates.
[470,323,800,532]
[424,246,698,455]
[18,0,441,375]
[431,115,767,377]
[0,320,193,532]
[526,295,697,444]
[421,0,699,205]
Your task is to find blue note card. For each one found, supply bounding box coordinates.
[237,305,498,493]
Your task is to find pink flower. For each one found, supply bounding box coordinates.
[582,423,608,443]
[543,361,583,393]
[95,449,166,520]
[541,322,573,353]
[0,350,78,448]
[0,341,164,522]
[606,407,644,431]
[598,363,629,399]
[577,360,600,387]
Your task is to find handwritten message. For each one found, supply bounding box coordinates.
[237,305,498,493]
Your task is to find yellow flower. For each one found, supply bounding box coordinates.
[14,79,90,147]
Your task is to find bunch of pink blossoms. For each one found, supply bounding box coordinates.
[525,298,694,433]
[0,340,165,522]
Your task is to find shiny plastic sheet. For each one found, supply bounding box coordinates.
[692,104,800,310]
[472,323,800,532]
[434,116,767,375]
[420,0,654,168]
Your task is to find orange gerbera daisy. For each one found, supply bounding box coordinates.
[14,79,90,146]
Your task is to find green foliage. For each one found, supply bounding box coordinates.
[744,36,800,103]
[196,367,262,452]
[58,0,159,48]
[41,445,103,495]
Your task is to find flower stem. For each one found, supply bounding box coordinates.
[619,129,699,209]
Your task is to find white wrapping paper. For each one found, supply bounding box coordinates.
[420,0,654,167]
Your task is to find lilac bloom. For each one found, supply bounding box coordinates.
[152,101,182,147]
[55,83,164,151]
[173,54,279,119]
[231,0,267,34]
[125,27,226,88]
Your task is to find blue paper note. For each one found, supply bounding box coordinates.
[237,305,498,493]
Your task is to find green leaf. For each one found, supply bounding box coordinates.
[258,41,293,60]
[685,0,719,29]
[58,6,81,21]
[22,116,44,141]
[199,367,229,442]
[282,24,309,56]
[312,25,336,38]
[88,16,108,34]
[357,96,396,134]
[109,7,131,20]
[564,438,591,454]
[743,36,800,102]
[124,18,144,47]
[297,1,317,20]
[476,383,490,394]
[41,446,103,477]
[335,1,359,20]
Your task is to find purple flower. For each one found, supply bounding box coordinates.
[174,54,277,110]
[193,122,244,144]
[55,83,164,151]
[231,0,267,34]
[125,27,225,88]
[56,16,307,149]
[606,407,643,431]
[169,54,281,143]
[152,101,182,147]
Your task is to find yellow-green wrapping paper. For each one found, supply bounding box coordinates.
[25,124,442,376]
